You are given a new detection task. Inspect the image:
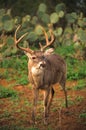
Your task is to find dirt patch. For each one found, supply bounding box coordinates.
[0,79,86,130]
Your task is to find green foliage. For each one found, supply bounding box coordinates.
[79,113,86,119]
[3,56,27,72]
[2,14,11,22]
[0,55,28,84]
[0,85,18,98]
[55,45,86,80]
[0,3,86,57]
[50,12,59,24]
[73,80,86,90]
[54,27,63,36]
[0,4,86,82]
[31,16,38,25]
[16,75,28,85]
[40,13,50,24]
[75,96,84,102]
[67,59,86,80]
[58,11,64,18]
[35,25,43,35]
[6,36,14,45]
[27,31,38,42]
[66,12,78,24]
[77,29,86,44]
[55,3,65,13]
[37,3,47,13]
[0,9,14,32]
[55,44,75,57]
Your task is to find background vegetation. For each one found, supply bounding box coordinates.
[0,0,86,85]
[0,0,86,84]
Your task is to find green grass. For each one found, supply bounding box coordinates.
[15,73,28,85]
[58,95,84,107]
[0,55,27,69]
[0,55,29,85]
[73,84,86,90]
[0,85,18,98]
[73,79,86,90]
[67,58,86,80]
[55,45,86,80]
[75,96,84,102]
[79,112,86,119]
[55,44,75,58]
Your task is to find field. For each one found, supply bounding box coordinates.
[0,45,86,130]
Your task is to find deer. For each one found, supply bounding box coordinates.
[14,25,68,125]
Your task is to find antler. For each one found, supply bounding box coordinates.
[39,24,55,51]
[0,31,7,49]
[14,25,33,54]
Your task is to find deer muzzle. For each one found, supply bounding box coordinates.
[39,61,46,68]
[31,61,46,76]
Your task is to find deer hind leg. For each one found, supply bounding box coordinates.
[43,88,50,125]
[60,80,68,108]
[47,87,55,114]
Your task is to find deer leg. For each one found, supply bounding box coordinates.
[43,88,50,125]
[32,88,39,124]
[60,81,68,108]
[47,87,55,114]
[64,88,68,108]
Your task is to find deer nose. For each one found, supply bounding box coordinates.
[39,61,46,68]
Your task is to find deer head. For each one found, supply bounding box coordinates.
[14,25,55,76]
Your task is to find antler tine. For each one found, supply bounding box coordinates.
[14,25,33,53]
[40,25,55,51]
[48,28,55,44]
[0,31,7,49]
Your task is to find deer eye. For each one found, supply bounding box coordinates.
[32,56,36,60]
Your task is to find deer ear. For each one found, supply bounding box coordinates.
[44,48,54,55]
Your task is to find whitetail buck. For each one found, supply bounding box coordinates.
[14,25,68,125]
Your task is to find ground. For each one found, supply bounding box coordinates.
[0,79,86,130]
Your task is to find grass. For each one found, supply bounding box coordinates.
[73,79,86,90]
[75,96,84,103]
[0,55,29,85]
[0,110,11,118]
[56,95,84,108]
[79,112,86,119]
[24,99,33,107]
[0,85,18,98]
[55,45,86,80]
[15,74,28,85]
[73,83,86,90]
[0,126,39,130]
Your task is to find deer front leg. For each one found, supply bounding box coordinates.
[44,88,50,125]
[32,88,39,124]
[47,87,55,113]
